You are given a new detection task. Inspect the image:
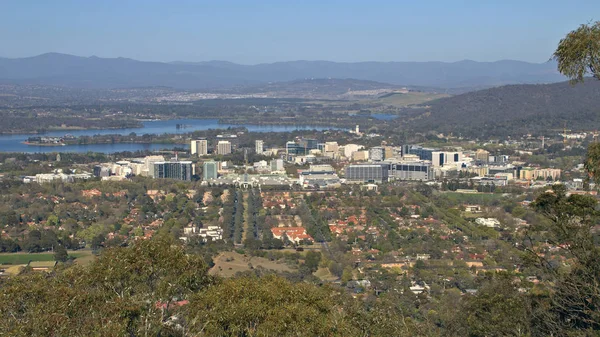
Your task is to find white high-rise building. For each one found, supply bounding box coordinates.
[255,140,264,154]
[217,141,232,155]
[191,139,208,156]
[432,151,463,167]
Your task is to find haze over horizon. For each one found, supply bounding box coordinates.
[1,0,598,64]
[0,51,562,66]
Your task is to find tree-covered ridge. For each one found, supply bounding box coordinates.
[404,80,600,138]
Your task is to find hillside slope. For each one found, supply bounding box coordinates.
[404,80,600,137]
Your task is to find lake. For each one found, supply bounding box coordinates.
[0,119,343,153]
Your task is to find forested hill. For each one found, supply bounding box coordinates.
[404,79,600,137]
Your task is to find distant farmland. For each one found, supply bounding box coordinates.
[368,92,450,107]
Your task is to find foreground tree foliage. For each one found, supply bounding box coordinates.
[187,276,364,336]
[0,236,428,337]
[447,274,532,337]
[0,236,213,337]
[554,21,600,83]
[529,184,600,335]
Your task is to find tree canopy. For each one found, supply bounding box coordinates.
[554,21,600,83]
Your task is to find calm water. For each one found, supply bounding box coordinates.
[0,119,341,153]
[371,114,399,121]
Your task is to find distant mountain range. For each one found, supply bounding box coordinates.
[404,80,600,137]
[0,53,566,90]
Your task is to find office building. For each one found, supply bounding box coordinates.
[143,155,165,176]
[405,145,437,161]
[369,147,385,161]
[286,141,302,155]
[345,164,389,183]
[152,161,193,181]
[489,155,509,163]
[286,138,318,156]
[342,144,364,158]
[352,150,369,161]
[299,138,318,151]
[203,161,218,180]
[324,142,339,152]
[465,165,489,177]
[255,140,264,154]
[517,167,561,181]
[387,161,433,181]
[217,141,232,155]
[299,164,340,188]
[383,146,396,160]
[191,139,208,156]
[432,151,462,167]
[129,161,145,176]
[474,149,490,163]
[270,159,284,172]
[93,165,112,178]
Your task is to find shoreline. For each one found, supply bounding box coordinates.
[22,141,66,147]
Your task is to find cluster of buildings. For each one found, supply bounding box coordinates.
[182,225,223,242]
[23,169,92,184]
[93,155,194,181]
[342,145,562,186]
[82,126,564,190]
[190,137,236,156]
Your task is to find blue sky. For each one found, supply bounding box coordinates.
[1,0,598,64]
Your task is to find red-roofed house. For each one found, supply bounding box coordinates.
[271,227,314,244]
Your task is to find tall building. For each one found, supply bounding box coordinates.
[217,141,232,155]
[345,164,389,183]
[432,151,462,167]
[255,140,264,154]
[191,139,208,156]
[203,161,218,180]
[152,161,193,181]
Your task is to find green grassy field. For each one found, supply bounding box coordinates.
[0,251,90,265]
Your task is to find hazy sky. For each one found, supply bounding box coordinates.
[1,0,598,64]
